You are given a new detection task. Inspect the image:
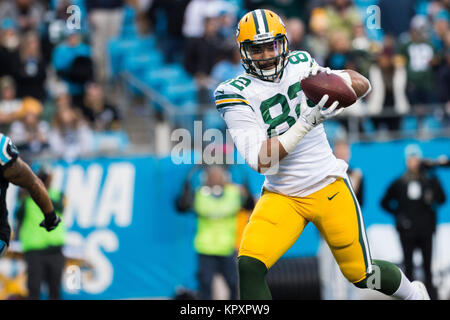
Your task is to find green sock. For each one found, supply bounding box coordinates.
[238,256,272,300]
[354,259,402,295]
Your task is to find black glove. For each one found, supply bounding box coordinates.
[39,211,61,231]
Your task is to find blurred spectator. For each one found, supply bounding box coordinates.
[350,24,372,76]
[322,17,371,75]
[16,167,66,300]
[51,29,93,108]
[54,91,73,111]
[86,0,124,83]
[40,0,79,65]
[0,0,45,33]
[48,99,94,161]
[379,0,416,37]
[397,15,437,109]
[366,35,410,131]
[325,30,353,70]
[381,144,446,300]
[323,0,362,41]
[176,165,241,300]
[306,7,330,65]
[8,107,50,162]
[182,0,235,38]
[210,45,242,85]
[184,16,225,104]
[82,82,122,131]
[0,18,21,79]
[15,31,47,101]
[429,9,450,107]
[436,30,450,107]
[148,0,191,63]
[324,27,369,137]
[258,0,310,22]
[286,17,305,51]
[216,4,239,42]
[183,0,212,39]
[430,10,449,54]
[0,76,34,127]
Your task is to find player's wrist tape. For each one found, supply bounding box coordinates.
[278,120,312,153]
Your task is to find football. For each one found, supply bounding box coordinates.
[300,72,357,109]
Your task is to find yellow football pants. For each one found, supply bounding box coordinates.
[238,177,372,284]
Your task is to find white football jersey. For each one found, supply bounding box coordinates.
[215,50,349,197]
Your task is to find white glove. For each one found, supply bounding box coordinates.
[308,65,331,77]
[278,94,343,153]
[299,94,343,129]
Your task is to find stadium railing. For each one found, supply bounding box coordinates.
[119,71,450,153]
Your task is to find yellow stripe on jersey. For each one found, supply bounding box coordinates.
[215,93,253,111]
[216,98,249,105]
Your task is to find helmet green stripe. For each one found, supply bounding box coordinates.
[251,11,260,34]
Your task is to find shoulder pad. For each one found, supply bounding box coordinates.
[287,50,316,68]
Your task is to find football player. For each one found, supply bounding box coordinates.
[214,9,430,300]
[0,133,61,257]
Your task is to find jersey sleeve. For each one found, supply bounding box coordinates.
[297,50,319,71]
[214,82,254,113]
[0,134,19,169]
[214,84,266,172]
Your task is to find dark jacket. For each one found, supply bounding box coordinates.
[14,58,47,101]
[381,172,446,235]
[183,36,224,76]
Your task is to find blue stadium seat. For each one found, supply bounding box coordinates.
[143,64,190,91]
[162,80,198,106]
[107,38,142,77]
[123,51,164,79]
[423,115,443,133]
[137,35,157,51]
[362,118,375,135]
[119,5,138,38]
[108,36,159,77]
[401,116,419,133]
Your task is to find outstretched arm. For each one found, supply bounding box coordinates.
[3,157,54,215]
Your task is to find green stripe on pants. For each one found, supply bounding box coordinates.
[344,178,372,274]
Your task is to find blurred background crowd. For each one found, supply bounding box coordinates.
[0,0,447,164]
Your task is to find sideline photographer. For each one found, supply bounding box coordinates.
[381,144,447,299]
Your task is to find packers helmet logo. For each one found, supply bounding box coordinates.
[235,24,240,38]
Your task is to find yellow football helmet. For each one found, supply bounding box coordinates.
[236,9,289,81]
